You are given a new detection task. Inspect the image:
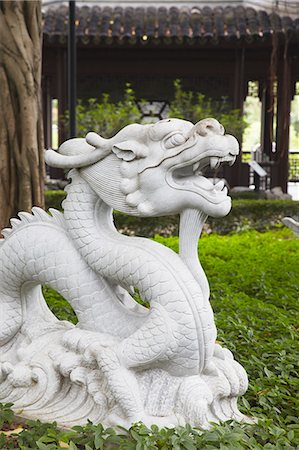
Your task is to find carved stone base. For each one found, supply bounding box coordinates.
[0,322,248,429]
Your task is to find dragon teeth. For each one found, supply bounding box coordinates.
[210,155,236,170]
[210,157,219,170]
[229,156,236,166]
[193,161,200,172]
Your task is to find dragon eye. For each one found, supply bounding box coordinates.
[164,133,187,149]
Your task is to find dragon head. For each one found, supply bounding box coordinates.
[45,118,239,218]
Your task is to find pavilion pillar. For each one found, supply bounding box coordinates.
[226,48,248,188]
[51,47,68,179]
[57,47,68,146]
[68,0,77,138]
[260,79,274,160]
[272,44,292,192]
[257,77,275,190]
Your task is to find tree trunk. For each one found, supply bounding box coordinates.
[0,0,44,234]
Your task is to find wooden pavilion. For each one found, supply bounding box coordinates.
[42,2,299,190]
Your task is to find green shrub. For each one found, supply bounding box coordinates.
[115,200,299,236]
[169,79,247,140]
[62,81,247,140]
[208,199,299,234]
[44,193,299,237]
[64,84,141,138]
[230,190,262,200]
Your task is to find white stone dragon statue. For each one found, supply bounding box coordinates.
[0,118,249,428]
[282,217,299,238]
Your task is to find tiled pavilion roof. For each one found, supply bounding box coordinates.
[43,4,299,46]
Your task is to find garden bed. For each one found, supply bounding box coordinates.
[1,229,298,448]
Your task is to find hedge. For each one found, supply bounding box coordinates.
[45,190,299,236]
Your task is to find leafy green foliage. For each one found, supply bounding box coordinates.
[63,84,140,138]
[0,403,14,430]
[168,80,247,140]
[63,80,247,141]
[208,199,299,235]
[2,230,298,448]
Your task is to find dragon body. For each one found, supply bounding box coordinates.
[0,118,249,427]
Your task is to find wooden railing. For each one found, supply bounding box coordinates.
[242,151,299,183]
[289,152,299,182]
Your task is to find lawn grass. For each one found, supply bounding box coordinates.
[1,229,298,448]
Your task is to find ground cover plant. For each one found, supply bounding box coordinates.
[1,229,298,448]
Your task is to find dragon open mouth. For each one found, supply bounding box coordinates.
[168,153,236,204]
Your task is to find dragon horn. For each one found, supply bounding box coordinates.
[45,148,110,169]
[85,132,110,148]
[186,118,225,139]
[45,135,111,169]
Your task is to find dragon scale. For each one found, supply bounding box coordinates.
[63,170,217,374]
[0,212,146,348]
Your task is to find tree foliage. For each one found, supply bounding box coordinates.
[65,81,247,141]
[169,80,247,140]
[64,84,140,139]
